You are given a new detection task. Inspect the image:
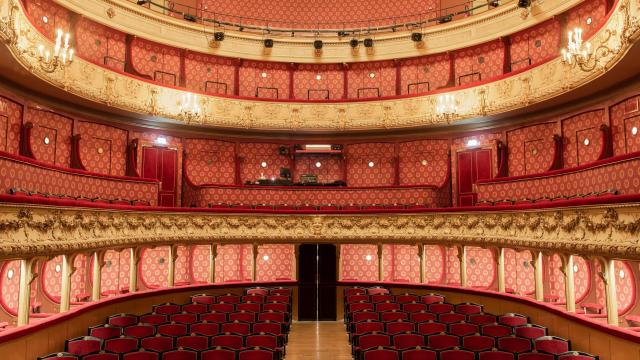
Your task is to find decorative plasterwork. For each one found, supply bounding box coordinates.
[0,203,640,260]
[0,0,639,131]
[55,0,578,63]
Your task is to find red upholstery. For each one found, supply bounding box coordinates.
[428,303,454,314]
[357,333,392,351]
[212,334,244,349]
[191,295,216,304]
[468,313,498,325]
[534,336,571,355]
[376,303,402,312]
[417,322,447,335]
[104,337,139,353]
[463,334,496,351]
[355,312,381,322]
[238,348,276,360]
[229,312,257,323]
[153,304,181,315]
[426,333,460,350]
[221,321,251,335]
[381,312,409,322]
[181,303,208,314]
[211,304,236,313]
[396,295,419,304]
[189,322,220,336]
[157,323,188,337]
[515,325,547,339]
[124,324,156,339]
[479,350,516,360]
[402,303,427,313]
[200,312,228,323]
[498,336,533,353]
[455,303,483,315]
[363,347,399,360]
[253,322,284,336]
[176,335,209,350]
[170,313,198,324]
[440,348,475,360]
[201,347,236,360]
[392,333,425,349]
[140,336,175,352]
[122,350,160,360]
[161,349,198,360]
[246,333,280,350]
[438,313,466,324]
[108,314,138,327]
[386,321,415,334]
[499,314,529,327]
[237,303,262,313]
[140,314,169,325]
[65,336,102,356]
[89,325,122,340]
[448,322,479,336]
[400,347,436,360]
[409,312,436,323]
[482,324,513,337]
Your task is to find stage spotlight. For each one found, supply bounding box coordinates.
[136,0,149,5]
[264,39,274,48]
[411,32,423,42]
[363,38,374,47]
[489,0,500,7]
[314,40,323,50]
[214,32,225,41]
[350,38,359,48]
[518,0,531,8]
[337,31,348,37]
[184,13,196,22]
[438,15,453,24]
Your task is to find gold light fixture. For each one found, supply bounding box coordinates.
[178,93,201,123]
[436,94,458,122]
[37,29,74,73]
[561,27,592,66]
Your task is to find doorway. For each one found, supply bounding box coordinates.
[298,244,337,321]
[142,146,178,207]
[457,148,493,206]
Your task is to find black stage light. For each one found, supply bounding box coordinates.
[314,40,323,50]
[489,0,500,7]
[438,15,453,24]
[411,32,423,42]
[214,32,225,41]
[518,0,531,8]
[363,38,374,47]
[337,31,348,37]
[349,38,359,48]
[184,13,196,22]
[264,39,274,48]
[136,0,149,5]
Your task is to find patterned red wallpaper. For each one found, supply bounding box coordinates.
[341,244,379,281]
[504,249,535,295]
[510,19,560,71]
[0,260,38,315]
[382,244,420,283]
[347,61,396,98]
[611,95,640,155]
[595,260,636,315]
[507,122,559,176]
[191,245,212,283]
[185,138,236,185]
[99,250,130,296]
[256,244,295,281]
[239,61,290,99]
[294,155,343,183]
[41,255,88,303]
[546,255,591,303]
[561,110,606,167]
[140,247,170,288]
[25,0,71,40]
[198,0,439,28]
[131,38,182,85]
[25,108,73,167]
[466,247,495,289]
[0,96,23,154]
[454,40,505,86]
[75,18,126,72]
[346,143,395,187]
[237,143,291,183]
[400,54,450,94]
[398,139,449,186]
[424,245,445,284]
[293,64,344,100]
[566,0,608,39]
[215,244,253,283]
[185,52,236,95]
[76,121,128,176]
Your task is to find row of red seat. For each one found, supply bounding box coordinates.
[8,188,151,206]
[475,189,618,206]
[39,346,276,360]
[359,346,595,360]
[208,203,430,211]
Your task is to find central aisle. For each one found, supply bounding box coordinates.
[284,321,353,360]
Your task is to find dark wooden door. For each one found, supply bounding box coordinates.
[457,148,492,206]
[298,244,337,321]
[142,146,178,207]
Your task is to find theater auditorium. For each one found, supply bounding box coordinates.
[0,0,639,359]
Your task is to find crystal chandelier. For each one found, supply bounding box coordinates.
[436,94,458,122]
[37,29,74,73]
[561,27,592,66]
[179,93,201,123]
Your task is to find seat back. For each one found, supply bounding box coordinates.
[499,313,529,327]
[108,314,138,327]
[153,303,181,315]
[497,336,533,353]
[89,325,122,340]
[428,303,454,314]
[515,324,547,339]
[417,321,446,335]
[246,334,279,349]
[362,347,399,360]
[104,337,139,353]
[253,322,283,335]
[456,303,483,315]
[221,321,251,335]
[426,334,460,350]
[200,312,227,323]
[468,313,498,325]
[463,334,495,351]
[140,336,175,352]
[409,312,436,323]
[354,311,380,323]
[140,313,169,325]
[122,350,160,360]
[448,322,479,336]
[482,324,513,337]
[557,351,599,360]
[176,335,209,350]
[65,336,103,356]
[439,348,475,360]
[181,303,208,314]
[229,312,257,323]
[381,312,409,322]
[386,321,415,334]
[358,333,392,349]
[170,313,198,324]
[201,347,237,360]
[212,334,245,349]
[161,349,198,360]
[438,313,466,324]
[157,323,188,337]
[83,352,120,360]
[478,350,516,360]
[400,347,436,360]
[534,336,570,355]
[393,333,425,350]
[190,322,219,336]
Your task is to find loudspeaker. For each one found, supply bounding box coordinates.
[183,14,196,22]
[349,39,359,48]
[363,38,374,47]
[314,40,323,50]
[278,146,289,155]
[411,33,423,42]
[214,32,225,41]
[264,39,274,48]
[518,0,531,7]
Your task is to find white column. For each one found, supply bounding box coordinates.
[59,254,76,312]
[208,244,217,283]
[496,248,505,293]
[17,258,38,326]
[601,258,619,325]
[458,246,467,287]
[91,251,104,301]
[533,251,544,302]
[561,254,576,313]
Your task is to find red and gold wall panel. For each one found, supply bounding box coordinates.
[25,108,72,167]
[24,0,71,40]
[510,19,561,71]
[446,247,461,285]
[340,244,379,281]
[466,247,495,289]
[611,95,640,155]
[504,249,535,295]
[347,61,396,99]
[566,0,608,39]
[346,143,395,187]
[382,244,420,283]
[238,61,290,99]
[185,138,236,185]
[76,121,127,176]
[561,110,606,167]
[215,244,252,283]
[595,260,636,315]
[424,245,445,284]
[237,143,290,183]
[75,18,126,71]
[547,255,591,303]
[398,139,449,185]
[185,53,236,96]
[294,155,343,184]
[507,122,559,176]
[293,64,344,100]
[256,245,295,282]
[454,40,505,86]
[98,250,130,296]
[0,96,23,154]
[191,245,212,284]
[131,38,182,86]
[399,54,450,95]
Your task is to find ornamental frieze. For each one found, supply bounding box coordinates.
[0,203,639,260]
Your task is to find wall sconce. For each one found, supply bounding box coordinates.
[178,93,201,124]
[37,29,74,73]
[315,161,322,168]
[421,159,428,166]
[263,255,270,261]
[365,255,373,261]
[632,126,638,136]
[368,161,375,168]
[436,94,458,122]
[583,138,590,146]
[6,268,14,280]
[155,137,168,146]
[260,161,268,168]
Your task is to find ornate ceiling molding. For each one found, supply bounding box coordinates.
[0,203,639,260]
[54,0,579,63]
[0,0,639,132]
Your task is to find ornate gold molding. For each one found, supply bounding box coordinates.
[1,203,640,261]
[53,0,581,63]
[0,0,639,131]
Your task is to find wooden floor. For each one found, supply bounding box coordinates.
[285,321,353,360]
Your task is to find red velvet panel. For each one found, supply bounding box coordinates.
[76,121,127,176]
[293,64,344,100]
[25,108,73,167]
[398,139,449,186]
[399,54,450,94]
[24,0,71,40]
[346,143,396,187]
[561,110,606,167]
[238,61,290,99]
[184,139,236,185]
[0,96,23,154]
[507,122,559,176]
[347,61,396,99]
[509,19,560,71]
[184,52,236,95]
[454,40,505,86]
[75,18,126,71]
[611,95,640,155]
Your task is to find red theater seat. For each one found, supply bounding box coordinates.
[392,333,425,349]
[170,313,198,324]
[409,312,436,323]
[181,303,208,314]
[125,324,156,338]
[479,350,516,360]
[229,311,257,323]
[482,324,513,337]
[253,322,284,336]
[238,348,276,360]
[140,313,169,325]
[515,324,547,339]
[122,350,160,360]
[176,335,209,350]
[237,303,262,313]
[438,313,466,324]
[108,314,139,327]
[160,348,198,360]
[157,323,188,337]
[455,303,483,315]
[140,336,175,352]
[200,312,227,323]
[462,334,495,351]
[534,336,570,355]
[201,347,236,360]
[402,303,427,313]
[191,294,216,304]
[400,347,436,360]
[426,333,460,350]
[354,312,381,323]
[557,351,599,360]
[428,303,454,314]
[221,321,251,335]
[89,325,122,340]
[263,303,289,313]
[386,321,415,334]
[362,347,399,360]
[439,348,475,360]
[499,313,529,327]
[104,337,139,353]
[153,304,181,315]
[211,303,236,313]
[212,334,245,349]
[518,352,555,360]
[448,322,479,336]
[354,321,385,335]
[190,322,220,336]
[468,313,498,325]
[381,311,408,322]
[417,321,447,335]
[83,352,120,360]
[498,336,533,353]
[218,294,242,303]
[371,295,394,303]
[376,302,401,312]
[65,336,103,356]
[395,294,419,304]
[246,333,281,352]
